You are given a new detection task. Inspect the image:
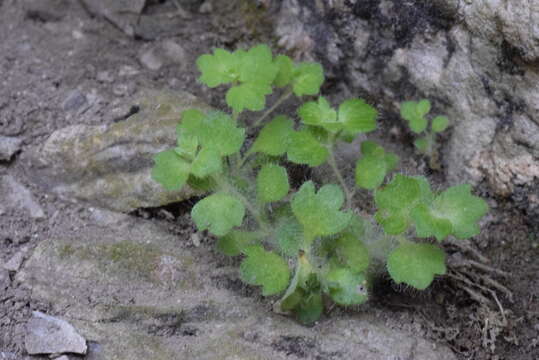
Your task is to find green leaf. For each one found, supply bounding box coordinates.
[430,185,489,239]
[190,147,222,178]
[432,115,449,133]
[217,230,258,256]
[414,137,428,153]
[287,130,329,166]
[250,116,294,156]
[387,242,446,290]
[226,83,272,113]
[240,245,290,296]
[292,63,324,96]
[338,99,377,135]
[355,143,399,190]
[273,55,294,87]
[410,204,452,241]
[297,97,339,132]
[295,291,323,325]
[400,101,428,133]
[275,218,302,257]
[334,233,370,273]
[238,44,278,85]
[196,48,240,87]
[291,182,352,239]
[175,134,198,161]
[417,99,431,117]
[152,149,191,191]
[256,164,289,203]
[325,267,368,305]
[191,193,245,236]
[187,175,217,192]
[374,175,433,235]
[279,253,313,310]
[178,111,245,156]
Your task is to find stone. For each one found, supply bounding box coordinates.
[16,216,456,360]
[62,90,86,112]
[0,136,22,161]
[25,311,87,355]
[78,0,146,37]
[0,175,45,219]
[0,268,10,291]
[3,250,25,272]
[53,356,70,360]
[27,90,211,212]
[138,40,187,71]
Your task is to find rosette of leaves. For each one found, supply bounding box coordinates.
[151,44,489,325]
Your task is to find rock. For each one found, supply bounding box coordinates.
[22,0,67,22]
[0,175,45,219]
[96,71,114,84]
[27,90,210,212]
[53,356,70,360]
[3,250,25,272]
[78,0,146,37]
[16,217,456,360]
[138,40,187,71]
[273,1,539,218]
[62,90,87,112]
[25,311,87,355]
[0,268,10,291]
[0,136,23,161]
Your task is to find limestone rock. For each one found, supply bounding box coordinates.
[27,90,210,213]
[0,175,45,219]
[16,217,456,360]
[25,311,87,355]
[0,136,23,161]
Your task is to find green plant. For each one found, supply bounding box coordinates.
[151,45,488,324]
[400,99,449,169]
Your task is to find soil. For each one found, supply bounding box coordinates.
[0,1,537,359]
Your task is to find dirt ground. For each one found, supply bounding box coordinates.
[0,0,537,359]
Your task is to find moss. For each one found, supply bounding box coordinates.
[101,240,162,279]
[58,244,76,259]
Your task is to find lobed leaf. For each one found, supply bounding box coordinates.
[297,97,339,132]
[291,182,352,239]
[238,44,278,86]
[190,147,222,178]
[287,130,329,167]
[240,245,290,296]
[273,55,294,87]
[151,149,191,191]
[325,266,368,306]
[334,232,370,273]
[355,142,399,190]
[250,116,294,156]
[292,63,324,96]
[226,83,272,113]
[217,230,259,256]
[196,48,240,88]
[400,101,428,133]
[387,242,446,290]
[256,164,290,203]
[338,99,377,135]
[191,193,245,236]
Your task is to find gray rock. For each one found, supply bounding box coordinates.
[138,40,187,71]
[0,268,10,290]
[16,217,456,360]
[79,0,146,37]
[3,250,25,272]
[62,90,87,112]
[25,311,87,355]
[273,0,539,217]
[0,175,45,219]
[0,136,22,161]
[53,356,70,360]
[27,90,210,212]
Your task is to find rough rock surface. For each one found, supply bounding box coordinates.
[0,136,23,161]
[273,0,539,218]
[0,175,45,219]
[27,90,210,212]
[25,311,87,355]
[16,216,456,360]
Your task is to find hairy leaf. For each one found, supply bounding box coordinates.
[291,182,352,239]
[191,193,245,236]
[287,130,329,166]
[256,164,289,203]
[432,115,449,133]
[152,149,191,191]
[400,101,428,133]
[338,98,377,134]
[190,147,222,178]
[226,83,272,113]
[240,245,290,295]
[273,55,294,87]
[297,97,339,132]
[238,44,278,85]
[292,63,324,96]
[217,230,259,256]
[387,242,446,290]
[250,116,294,156]
[196,48,239,87]
[325,266,368,305]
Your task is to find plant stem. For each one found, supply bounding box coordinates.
[253,89,293,128]
[327,137,353,209]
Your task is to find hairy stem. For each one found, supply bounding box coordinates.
[327,136,353,209]
[253,89,293,128]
